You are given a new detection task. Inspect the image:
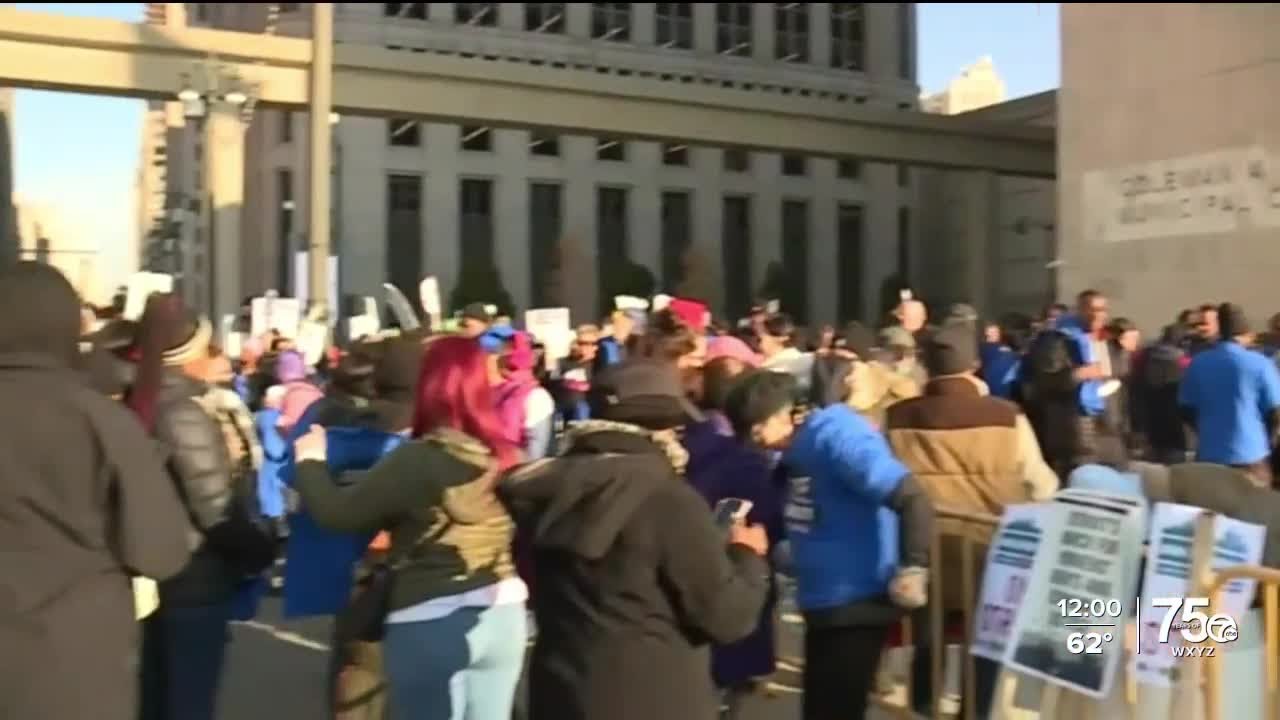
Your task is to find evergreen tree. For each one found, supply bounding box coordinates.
[674,246,715,304]
[449,257,516,318]
[757,261,787,307]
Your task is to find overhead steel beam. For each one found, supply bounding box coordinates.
[0,6,1056,177]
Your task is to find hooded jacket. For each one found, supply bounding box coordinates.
[295,428,519,610]
[0,262,190,720]
[499,420,770,720]
[783,404,931,619]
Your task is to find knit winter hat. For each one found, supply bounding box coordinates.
[922,324,979,377]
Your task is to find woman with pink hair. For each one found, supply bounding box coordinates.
[293,336,527,720]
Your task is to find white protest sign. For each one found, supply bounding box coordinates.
[525,307,573,367]
[1002,494,1148,699]
[220,314,242,360]
[292,252,339,321]
[419,276,442,328]
[122,272,173,321]
[347,315,379,341]
[250,295,303,339]
[1132,503,1264,688]
[971,504,1050,661]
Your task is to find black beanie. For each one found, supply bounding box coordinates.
[923,324,979,377]
[723,370,796,439]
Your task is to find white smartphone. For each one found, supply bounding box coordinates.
[713,498,754,529]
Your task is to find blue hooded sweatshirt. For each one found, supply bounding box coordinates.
[782,404,911,612]
[280,418,406,618]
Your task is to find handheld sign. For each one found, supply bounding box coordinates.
[122,272,173,321]
[419,276,442,330]
[971,504,1051,662]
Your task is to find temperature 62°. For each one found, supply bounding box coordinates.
[1067,631,1113,655]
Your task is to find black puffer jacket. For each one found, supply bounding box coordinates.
[153,371,241,607]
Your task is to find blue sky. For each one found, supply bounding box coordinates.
[10,2,1059,291]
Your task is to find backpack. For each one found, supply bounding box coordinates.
[1024,329,1076,380]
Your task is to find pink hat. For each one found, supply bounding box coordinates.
[706,336,762,367]
[668,298,709,332]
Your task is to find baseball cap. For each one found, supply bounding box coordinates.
[478,323,516,353]
[461,302,493,323]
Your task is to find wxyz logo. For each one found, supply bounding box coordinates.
[1170,645,1216,658]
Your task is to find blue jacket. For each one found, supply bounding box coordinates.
[254,408,289,519]
[979,342,1022,400]
[782,404,911,612]
[281,423,406,618]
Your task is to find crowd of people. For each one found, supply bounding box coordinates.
[4,257,1280,720]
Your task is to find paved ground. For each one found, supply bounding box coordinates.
[216,595,897,720]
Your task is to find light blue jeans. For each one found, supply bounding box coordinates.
[383,603,527,720]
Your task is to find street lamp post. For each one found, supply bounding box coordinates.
[308,3,335,322]
[177,64,255,320]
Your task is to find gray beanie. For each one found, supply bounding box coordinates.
[923,324,979,377]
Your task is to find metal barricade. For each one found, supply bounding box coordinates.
[1204,565,1280,720]
[872,507,1001,720]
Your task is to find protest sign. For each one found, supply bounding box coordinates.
[971,504,1051,661]
[122,272,173,321]
[525,307,573,368]
[419,276,442,329]
[1003,495,1147,699]
[251,295,302,339]
[1132,503,1264,688]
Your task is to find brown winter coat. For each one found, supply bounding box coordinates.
[0,262,191,720]
[884,376,1058,609]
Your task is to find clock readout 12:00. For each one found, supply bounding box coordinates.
[1057,597,1124,619]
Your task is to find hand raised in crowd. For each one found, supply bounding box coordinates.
[728,521,769,557]
[294,424,328,463]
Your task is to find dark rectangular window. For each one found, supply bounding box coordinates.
[722,196,752,320]
[461,126,492,152]
[663,143,689,167]
[386,174,424,310]
[836,157,861,179]
[897,205,911,285]
[455,2,497,26]
[898,163,910,187]
[279,3,298,11]
[724,148,750,173]
[781,200,809,323]
[388,118,420,147]
[898,3,914,80]
[592,3,632,42]
[656,3,693,49]
[597,187,630,312]
[837,204,864,322]
[661,191,692,291]
[774,3,809,63]
[195,4,208,22]
[716,3,752,56]
[460,178,495,271]
[597,137,626,162]
[525,3,565,33]
[830,3,865,71]
[529,131,560,157]
[384,3,427,19]
[279,110,293,143]
[529,183,563,308]
[782,154,807,177]
[276,169,293,292]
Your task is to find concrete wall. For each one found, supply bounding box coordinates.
[1059,4,1280,333]
[209,2,921,325]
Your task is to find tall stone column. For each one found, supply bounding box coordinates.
[204,103,245,323]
